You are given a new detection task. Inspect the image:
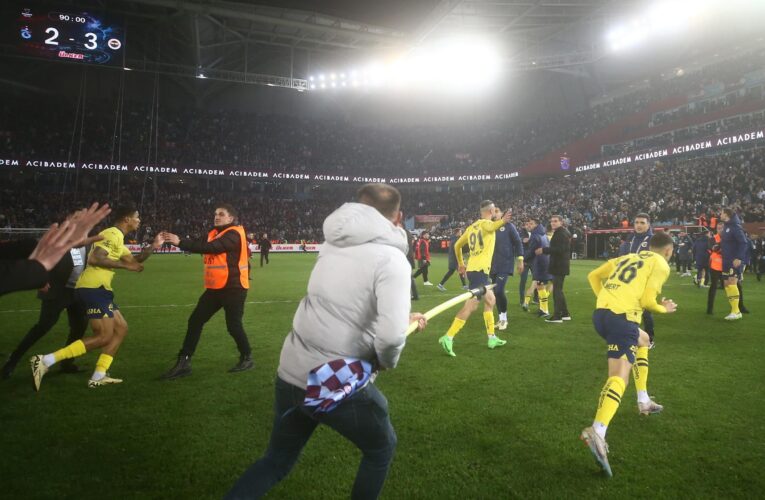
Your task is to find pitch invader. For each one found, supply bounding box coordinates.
[489,206,524,331]
[619,213,657,347]
[581,232,677,477]
[438,200,511,356]
[30,205,164,390]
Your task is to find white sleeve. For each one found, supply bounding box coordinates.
[372,254,411,369]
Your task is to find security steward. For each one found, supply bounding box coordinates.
[707,224,724,314]
[160,204,253,380]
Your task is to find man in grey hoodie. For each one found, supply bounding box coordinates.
[226,184,427,500]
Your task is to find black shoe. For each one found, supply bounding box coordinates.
[59,360,82,374]
[741,308,750,314]
[229,354,254,373]
[537,310,551,320]
[545,317,563,323]
[161,355,192,380]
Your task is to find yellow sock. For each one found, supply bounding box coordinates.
[52,340,87,363]
[594,376,626,429]
[446,317,466,338]
[483,311,495,335]
[725,285,740,314]
[95,354,114,374]
[632,347,649,393]
[538,289,549,314]
[524,295,531,306]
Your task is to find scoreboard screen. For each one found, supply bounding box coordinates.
[15,5,125,66]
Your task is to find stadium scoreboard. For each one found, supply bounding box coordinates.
[14,4,125,66]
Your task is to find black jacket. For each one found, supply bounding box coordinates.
[543,226,571,276]
[0,239,48,297]
[178,224,246,289]
[259,238,272,252]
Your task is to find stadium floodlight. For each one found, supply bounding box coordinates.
[330,73,337,80]
[310,84,316,89]
[197,73,207,79]
[340,73,346,79]
[309,76,314,81]
[320,83,326,89]
[331,82,337,87]
[318,74,325,81]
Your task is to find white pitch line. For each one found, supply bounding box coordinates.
[0,300,298,314]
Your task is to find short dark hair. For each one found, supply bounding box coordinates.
[550,214,563,223]
[527,216,538,223]
[480,200,494,212]
[649,231,674,250]
[216,203,237,218]
[721,207,734,218]
[356,183,401,219]
[113,203,137,223]
[635,213,650,223]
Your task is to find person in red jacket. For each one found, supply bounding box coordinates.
[411,231,432,285]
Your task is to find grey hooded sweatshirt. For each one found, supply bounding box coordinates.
[277,202,412,389]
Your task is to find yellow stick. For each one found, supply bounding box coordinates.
[405,284,496,336]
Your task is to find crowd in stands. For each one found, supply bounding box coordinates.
[2,149,763,248]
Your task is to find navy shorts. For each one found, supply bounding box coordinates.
[721,260,743,279]
[592,309,639,364]
[76,287,119,319]
[466,271,490,290]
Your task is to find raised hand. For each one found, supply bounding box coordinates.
[661,297,677,313]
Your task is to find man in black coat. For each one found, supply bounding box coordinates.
[259,233,272,267]
[539,215,571,323]
[2,246,88,378]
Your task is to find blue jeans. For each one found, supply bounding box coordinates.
[225,377,397,500]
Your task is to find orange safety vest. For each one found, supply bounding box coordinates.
[203,225,250,289]
[710,234,723,272]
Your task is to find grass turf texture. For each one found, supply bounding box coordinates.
[1,254,763,499]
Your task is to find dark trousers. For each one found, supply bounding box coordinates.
[411,260,430,282]
[4,289,87,372]
[225,377,397,500]
[260,251,269,267]
[518,265,530,304]
[490,273,509,314]
[707,269,724,313]
[551,274,569,319]
[439,265,466,287]
[181,288,251,357]
[696,263,710,285]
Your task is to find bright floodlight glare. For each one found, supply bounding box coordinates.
[331,82,336,87]
[309,76,314,81]
[319,74,325,81]
[320,83,326,88]
[340,73,346,79]
[330,73,336,80]
[310,84,316,89]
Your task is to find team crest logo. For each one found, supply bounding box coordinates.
[499,227,505,232]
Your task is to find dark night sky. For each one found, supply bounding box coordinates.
[239,0,439,32]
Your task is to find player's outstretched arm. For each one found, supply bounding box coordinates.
[134,233,165,263]
[88,247,141,272]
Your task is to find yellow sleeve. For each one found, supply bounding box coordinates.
[454,232,469,267]
[640,260,670,313]
[121,244,133,258]
[480,219,505,233]
[587,260,615,297]
[92,228,114,252]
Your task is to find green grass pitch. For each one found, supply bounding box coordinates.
[1,254,763,499]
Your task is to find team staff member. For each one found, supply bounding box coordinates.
[619,213,657,346]
[160,204,253,380]
[258,233,272,267]
[31,205,164,390]
[437,228,468,291]
[523,217,552,319]
[719,208,748,320]
[411,231,432,285]
[439,200,511,357]
[693,231,711,287]
[489,207,523,330]
[581,232,677,477]
[2,245,88,378]
[539,215,571,323]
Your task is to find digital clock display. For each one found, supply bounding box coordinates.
[16,5,125,66]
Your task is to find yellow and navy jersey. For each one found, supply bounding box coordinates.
[589,250,670,324]
[76,227,131,291]
[455,218,505,273]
